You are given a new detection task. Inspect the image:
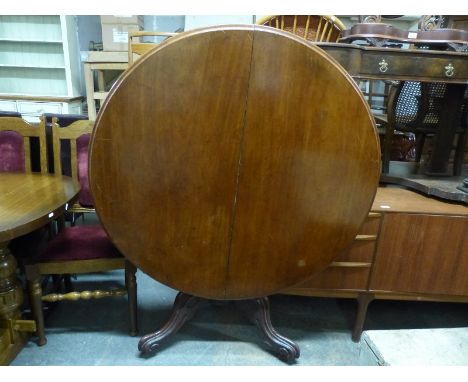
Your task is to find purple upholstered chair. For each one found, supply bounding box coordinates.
[42,113,88,175]
[24,118,138,346]
[51,119,96,215]
[0,116,47,173]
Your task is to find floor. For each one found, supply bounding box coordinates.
[11,267,468,366]
[10,213,468,367]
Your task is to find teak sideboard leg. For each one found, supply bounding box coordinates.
[352,292,375,342]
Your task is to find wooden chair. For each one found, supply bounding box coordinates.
[24,118,138,346]
[43,113,88,175]
[382,81,468,175]
[0,116,47,173]
[256,15,345,42]
[50,117,95,225]
[128,31,179,65]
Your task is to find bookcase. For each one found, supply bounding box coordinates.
[0,15,83,122]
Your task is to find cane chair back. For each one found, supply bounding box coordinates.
[382,81,468,175]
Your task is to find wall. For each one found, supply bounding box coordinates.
[76,16,103,51]
[184,15,255,30]
[144,15,185,32]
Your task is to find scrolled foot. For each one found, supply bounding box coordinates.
[277,343,300,363]
[138,334,162,353]
[138,292,205,355]
[240,297,300,363]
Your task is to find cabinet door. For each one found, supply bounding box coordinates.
[370,213,468,296]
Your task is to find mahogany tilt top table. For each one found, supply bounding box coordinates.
[89,25,381,362]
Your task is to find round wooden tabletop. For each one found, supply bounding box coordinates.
[90,25,380,300]
[0,173,79,242]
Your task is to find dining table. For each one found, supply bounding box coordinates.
[0,172,79,365]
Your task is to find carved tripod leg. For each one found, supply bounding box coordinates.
[352,292,374,342]
[239,297,300,363]
[138,292,206,354]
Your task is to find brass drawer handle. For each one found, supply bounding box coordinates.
[378,59,389,73]
[445,63,455,77]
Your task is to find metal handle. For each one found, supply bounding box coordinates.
[378,59,388,73]
[445,63,455,77]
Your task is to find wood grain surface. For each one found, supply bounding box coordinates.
[0,173,79,241]
[370,213,468,296]
[371,187,468,215]
[89,25,380,300]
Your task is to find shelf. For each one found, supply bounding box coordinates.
[0,64,65,69]
[0,15,62,43]
[0,38,62,44]
[0,94,83,102]
[0,15,83,115]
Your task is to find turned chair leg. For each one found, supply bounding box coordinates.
[352,293,374,342]
[26,266,47,346]
[453,130,467,176]
[63,274,73,293]
[382,123,393,174]
[125,260,138,336]
[415,133,426,163]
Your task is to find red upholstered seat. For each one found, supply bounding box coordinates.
[0,130,25,172]
[38,226,121,262]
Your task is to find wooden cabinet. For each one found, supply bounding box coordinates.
[370,213,468,296]
[284,186,468,340]
[0,15,83,121]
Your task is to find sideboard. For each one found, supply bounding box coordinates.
[283,186,468,341]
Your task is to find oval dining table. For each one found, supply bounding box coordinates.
[0,172,79,365]
[90,25,381,362]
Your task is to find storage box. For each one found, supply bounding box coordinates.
[100,15,144,26]
[101,23,142,51]
[101,15,144,51]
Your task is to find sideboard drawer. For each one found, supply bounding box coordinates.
[358,213,381,235]
[291,265,370,291]
[332,212,380,263]
[335,239,376,263]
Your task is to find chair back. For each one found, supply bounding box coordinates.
[0,116,47,173]
[257,15,345,42]
[52,118,94,207]
[390,81,466,132]
[43,113,88,174]
[128,31,179,65]
[385,81,468,175]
